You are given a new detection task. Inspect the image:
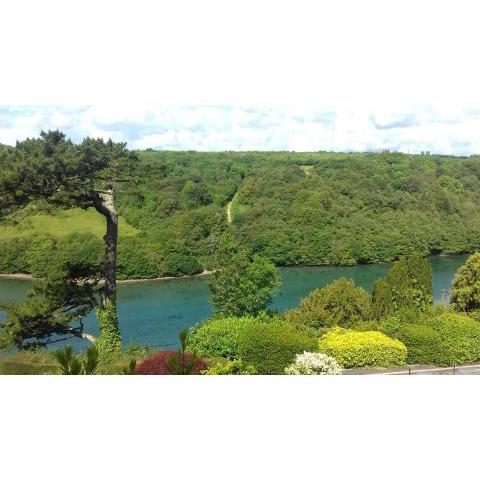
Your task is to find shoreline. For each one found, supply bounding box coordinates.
[0,270,215,283]
[0,253,468,284]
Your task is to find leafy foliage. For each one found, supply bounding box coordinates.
[203,359,257,375]
[450,252,480,313]
[285,277,371,330]
[187,315,265,359]
[95,304,122,360]
[237,321,317,374]
[371,255,433,320]
[135,350,207,375]
[318,328,407,368]
[381,312,480,366]
[208,251,281,316]
[54,345,99,375]
[0,266,100,351]
[163,252,202,277]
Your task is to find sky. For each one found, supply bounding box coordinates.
[1,105,480,155]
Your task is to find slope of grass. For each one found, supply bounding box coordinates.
[0,208,139,239]
[229,193,248,224]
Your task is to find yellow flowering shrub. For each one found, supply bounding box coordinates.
[318,327,407,368]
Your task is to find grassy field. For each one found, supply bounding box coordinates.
[0,208,139,239]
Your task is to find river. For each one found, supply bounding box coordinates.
[0,255,468,350]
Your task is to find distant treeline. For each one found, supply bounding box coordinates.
[1,149,480,278]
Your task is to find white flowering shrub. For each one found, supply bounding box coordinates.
[285,351,342,375]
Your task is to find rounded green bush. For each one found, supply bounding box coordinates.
[394,324,443,365]
[420,312,480,366]
[237,322,317,375]
[188,315,263,359]
[318,328,407,368]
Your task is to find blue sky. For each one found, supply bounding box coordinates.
[1,105,480,155]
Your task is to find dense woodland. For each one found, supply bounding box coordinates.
[2,146,480,279]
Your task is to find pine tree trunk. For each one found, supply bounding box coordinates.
[103,208,118,307]
[93,190,122,358]
[94,190,118,307]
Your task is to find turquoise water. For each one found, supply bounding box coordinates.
[0,255,467,350]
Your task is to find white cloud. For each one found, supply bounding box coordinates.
[1,105,480,155]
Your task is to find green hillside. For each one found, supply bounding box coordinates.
[2,149,480,279]
[0,208,138,239]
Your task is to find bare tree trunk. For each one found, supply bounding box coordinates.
[94,190,118,307]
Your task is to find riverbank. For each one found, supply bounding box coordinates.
[0,270,215,283]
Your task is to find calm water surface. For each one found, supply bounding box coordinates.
[0,255,467,350]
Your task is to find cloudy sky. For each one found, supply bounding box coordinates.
[1,105,480,155]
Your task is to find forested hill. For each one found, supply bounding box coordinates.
[1,149,480,279]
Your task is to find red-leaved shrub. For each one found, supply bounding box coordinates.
[135,350,208,375]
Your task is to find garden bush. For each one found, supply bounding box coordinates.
[203,359,257,375]
[285,278,371,330]
[393,323,443,365]
[285,351,342,375]
[318,328,407,368]
[135,350,208,375]
[237,322,317,374]
[188,315,267,359]
[378,312,480,366]
[418,313,480,366]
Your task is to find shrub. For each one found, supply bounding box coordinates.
[203,359,257,375]
[188,315,263,359]
[237,322,317,374]
[393,323,443,365]
[450,252,480,313]
[318,328,407,368]
[54,345,99,375]
[285,352,342,375]
[372,255,433,320]
[285,278,371,330]
[135,350,208,375]
[419,312,480,366]
[163,252,203,276]
[379,312,480,366]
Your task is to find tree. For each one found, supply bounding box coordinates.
[0,265,100,351]
[208,250,281,316]
[371,255,433,320]
[0,130,137,354]
[285,277,371,330]
[450,252,480,313]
